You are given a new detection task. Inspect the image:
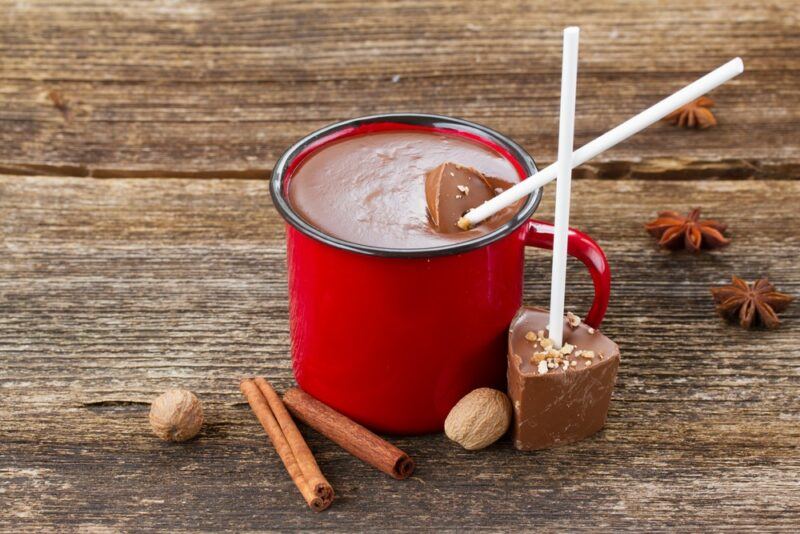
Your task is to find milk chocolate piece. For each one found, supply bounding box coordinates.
[507,306,620,451]
[425,162,496,232]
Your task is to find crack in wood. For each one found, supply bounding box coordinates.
[0,158,795,181]
[82,400,151,415]
[0,164,271,180]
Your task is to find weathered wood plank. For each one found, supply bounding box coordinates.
[0,0,798,177]
[1,176,798,531]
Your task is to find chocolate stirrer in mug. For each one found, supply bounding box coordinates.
[549,26,579,350]
[457,57,744,230]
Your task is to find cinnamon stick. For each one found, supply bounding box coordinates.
[239,379,333,512]
[283,387,415,480]
[252,377,333,504]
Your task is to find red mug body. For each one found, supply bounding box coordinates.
[271,114,610,434]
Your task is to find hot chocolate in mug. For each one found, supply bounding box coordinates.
[271,113,610,434]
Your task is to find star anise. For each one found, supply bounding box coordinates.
[663,96,717,129]
[645,208,730,252]
[710,276,793,329]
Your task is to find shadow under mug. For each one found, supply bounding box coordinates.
[271,113,611,434]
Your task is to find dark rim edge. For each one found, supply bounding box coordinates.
[270,113,541,258]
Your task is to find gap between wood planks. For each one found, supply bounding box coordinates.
[0,158,795,181]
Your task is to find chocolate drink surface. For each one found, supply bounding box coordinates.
[507,307,620,451]
[288,130,523,249]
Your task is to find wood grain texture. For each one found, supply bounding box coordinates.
[1,0,799,179]
[1,176,798,531]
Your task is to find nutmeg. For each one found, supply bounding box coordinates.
[444,388,511,450]
[149,388,204,442]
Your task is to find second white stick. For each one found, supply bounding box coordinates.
[461,57,744,227]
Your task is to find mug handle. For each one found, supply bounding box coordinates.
[523,219,611,328]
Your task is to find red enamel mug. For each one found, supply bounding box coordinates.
[271,113,610,434]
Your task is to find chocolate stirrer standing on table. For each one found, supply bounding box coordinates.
[457,57,745,230]
[506,31,624,449]
[549,26,580,349]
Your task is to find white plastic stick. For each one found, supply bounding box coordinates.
[549,27,579,349]
[459,57,744,227]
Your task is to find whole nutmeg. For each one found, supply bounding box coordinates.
[444,388,512,450]
[149,388,204,442]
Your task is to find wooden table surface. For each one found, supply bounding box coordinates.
[1,1,798,531]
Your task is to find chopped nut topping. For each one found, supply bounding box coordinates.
[540,338,554,350]
[537,330,545,339]
[547,361,557,369]
[531,352,548,363]
[456,185,470,196]
[562,361,569,371]
[570,360,577,367]
[587,327,596,335]
[537,361,548,375]
[566,312,581,328]
[581,350,595,359]
[525,331,537,342]
[584,360,592,366]
[560,343,574,355]
[455,194,463,199]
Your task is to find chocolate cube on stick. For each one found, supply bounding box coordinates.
[425,162,496,232]
[507,307,620,451]
[507,28,621,451]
